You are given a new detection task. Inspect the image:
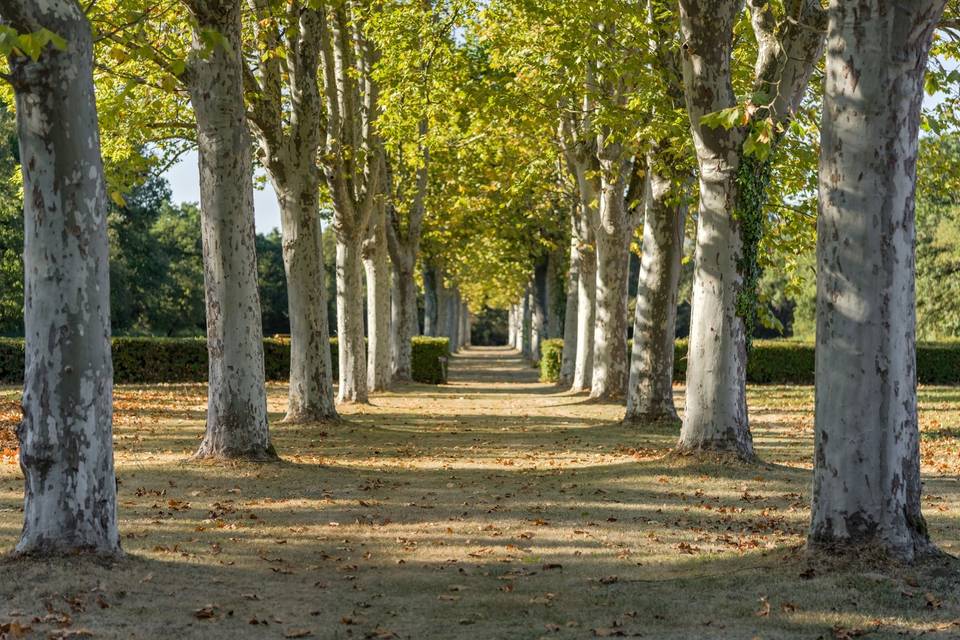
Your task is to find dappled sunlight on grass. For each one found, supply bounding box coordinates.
[0,347,958,639]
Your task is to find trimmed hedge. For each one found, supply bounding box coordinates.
[539,339,564,383]
[410,337,451,384]
[539,339,960,385]
[0,336,450,385]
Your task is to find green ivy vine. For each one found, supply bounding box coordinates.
[733,153,773,349]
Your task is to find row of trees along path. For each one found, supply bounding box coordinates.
[0,0,953,580]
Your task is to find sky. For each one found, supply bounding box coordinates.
[165,150,283,234]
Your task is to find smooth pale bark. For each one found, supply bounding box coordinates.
[7,0,120,555]
[422,265,438,337]
[809,0,945,562]
[590,145,636,401]
[337,239,368,403]
[363,207,392,391]
[385,125,428,379]
[390,266,418,379]
[545,252,562,339]
[520,289,533,359]
[508,305,518,349]
[274,186,338,421]
[570,173,598,393]
[678,0,826,456]
[447,289,461,353]
[626,157,687,424]
[459,302,470,349]
[572,242,596,391]
[247,2,336,422]
[559,227,580,386]
[531,260,548,360]
[186,0,273,460]
[318,2,382,405]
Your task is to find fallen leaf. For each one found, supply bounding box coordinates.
[755,597,770,617]
[193,605,219,620]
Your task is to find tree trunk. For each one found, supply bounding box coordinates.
[363,210,392,392]
[459,301,470,349]
[447,288,461,352]
[336,237,368,403]
[276,184,338,422]
[422,264,438,337]
[520,288,532,359]
[246,2,334,424]
[560,227,580,386]
[572,238,596,392]
[676,0,751,458]
[531,260,548,360]
[187,0,274,460]
[391,264,418,380]
[625,157,687,424]
[808,0,944,562]
[508,305,518,349]
[590,162,633,401]
[545,252,563,339]
[8,0,121,555]
[436,271,450,343]
[676,0,825,456]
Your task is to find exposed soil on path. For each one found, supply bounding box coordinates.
[0,346,958,639]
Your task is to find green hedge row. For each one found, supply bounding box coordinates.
[0,336,450,385]
[539,339,960,385]
[410,337,451,384]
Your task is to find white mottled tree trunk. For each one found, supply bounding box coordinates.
[626,157,687,424]
[447,289,461,353]
[337,236,368,403]
[364,208,392,391]
[677,0,825,456]
[676,0,750,457]
[7,0,121,555]
[391,264,418,379]
[459,301,469,349]
[560,226,580,385]
[248,4,336,423]
[531,261,548,360]
[545,252,562,339]
[590,149,634,401]
[508,305,518,349]
[276,185,338,422]
[572,238,596,392]
[809,0,945,562]
[520,288,532,359]
[187,0,273,460]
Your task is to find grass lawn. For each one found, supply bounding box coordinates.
[0,347,958,639]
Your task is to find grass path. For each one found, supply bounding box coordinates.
[0,346,959,639]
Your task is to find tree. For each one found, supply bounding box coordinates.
[319,0,385,404]
[808,0,947,562]
[625,8,692,424]
[364,200,393,390]
[1,0,121,554]
[625,148,689,423]
[184,0,274,460]
[245,0,338,421]
[677,0,826,457]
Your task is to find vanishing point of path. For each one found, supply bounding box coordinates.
[0,346,959,638]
